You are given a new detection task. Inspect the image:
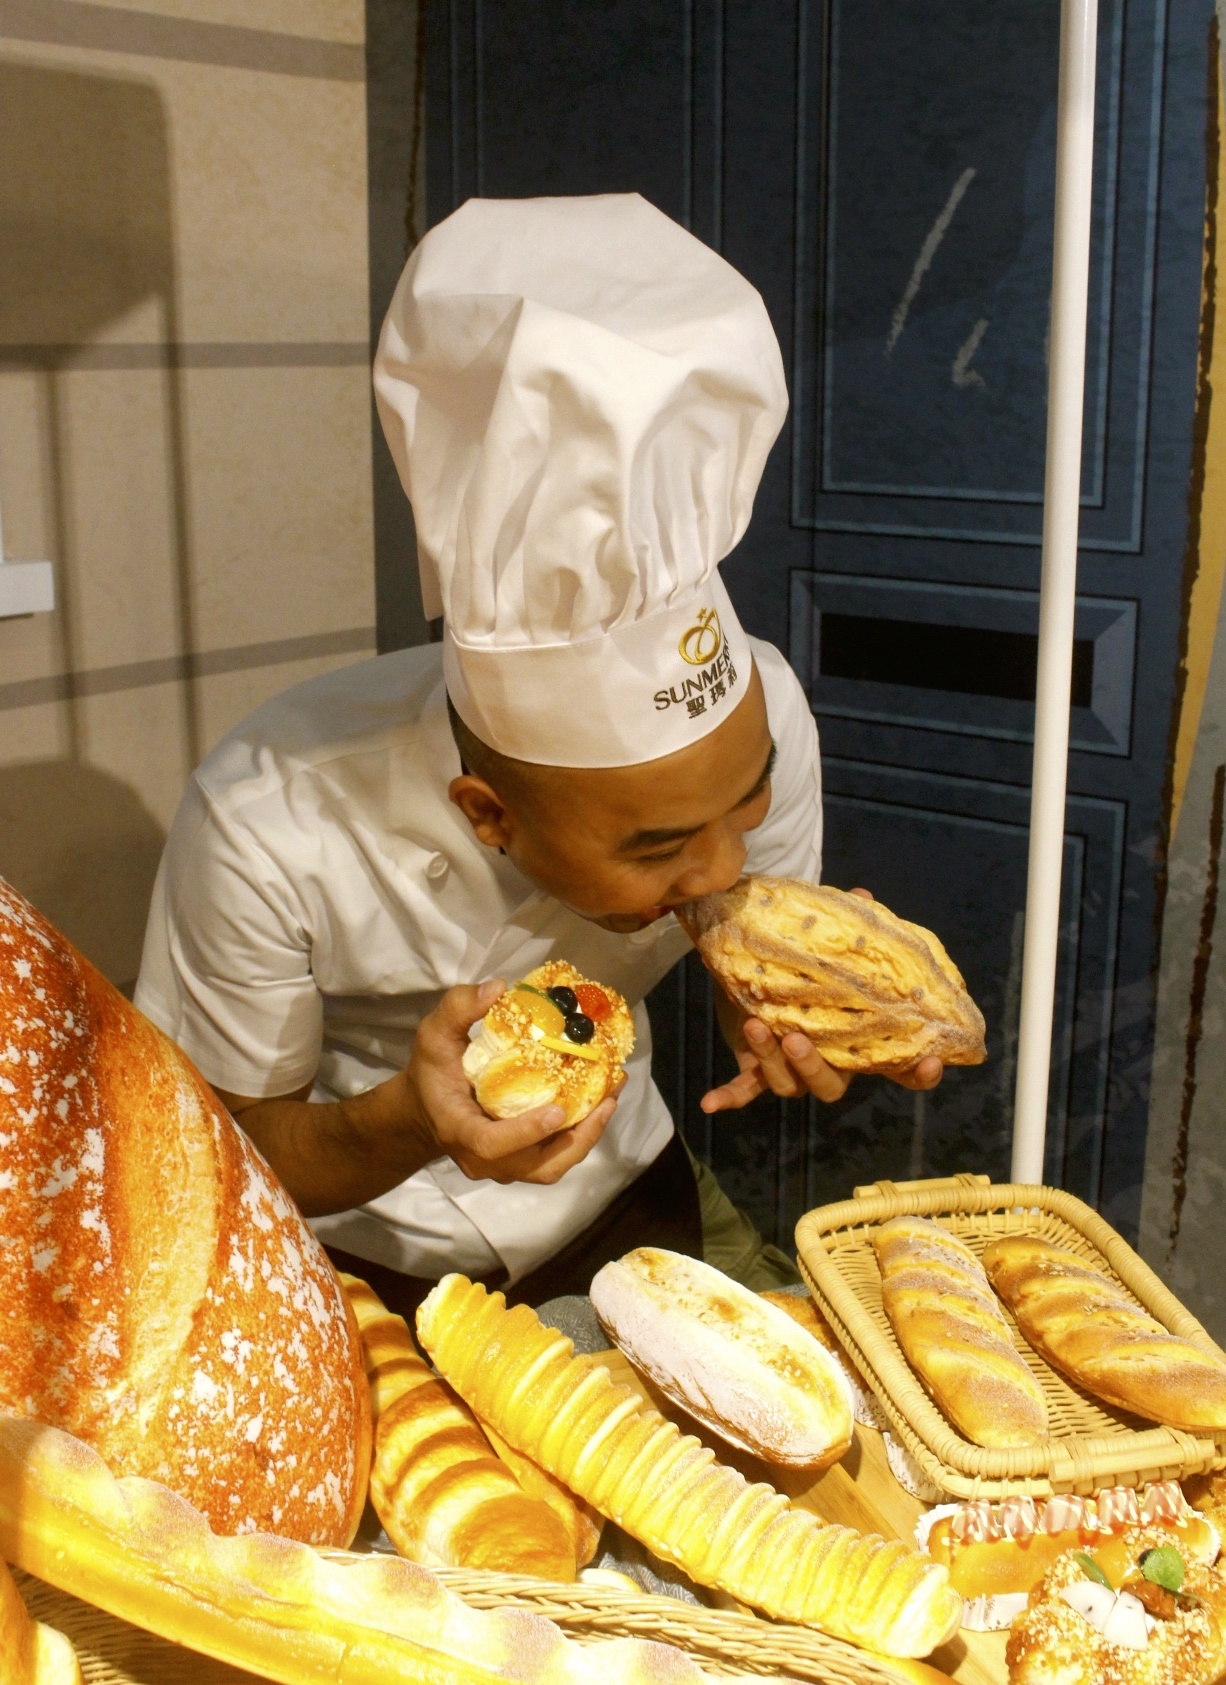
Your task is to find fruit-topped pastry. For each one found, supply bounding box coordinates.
[463,961,635,1127]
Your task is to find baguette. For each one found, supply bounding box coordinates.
[342,1274,576,1578]
[417,1274,961,1657]
[677,876,985,1074]
[872,1217,1048,1449]
[983,1235,1226,1429]
[0,1556,80,1685]
[591,1248,853,1468]
[0,1414,771,1685]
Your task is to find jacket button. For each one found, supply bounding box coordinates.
[425,853,449,882]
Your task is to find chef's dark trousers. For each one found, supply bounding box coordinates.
[323,1126,703,1332]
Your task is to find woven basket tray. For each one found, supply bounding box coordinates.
[794,1173,1226,1502]
[13,1560,944,1685]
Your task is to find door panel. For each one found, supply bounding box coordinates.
[428,0,1211,1247]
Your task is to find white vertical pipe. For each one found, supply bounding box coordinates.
[1011,0,1099,1184]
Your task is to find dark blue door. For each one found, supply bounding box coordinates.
[426,0,1212,1245]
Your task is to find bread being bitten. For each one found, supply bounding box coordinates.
[677,875,985,1073]
[591,1248,853,1469]
[463,961,634,1127]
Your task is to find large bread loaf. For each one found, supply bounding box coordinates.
[983,1235,1226,1429]
[677,876,985,1073]
[417,1274,961,1658]
[0,1555,80,1685]
[341,1273,577,1577]
[590,1248,853,1468]
[873,1217,1048,1449]
[0,1415,767,1685]
[0,878,370,1545]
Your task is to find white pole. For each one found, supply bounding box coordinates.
[1011,0,1099,1184]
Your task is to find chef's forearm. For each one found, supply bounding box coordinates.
[219,1074,436,1218]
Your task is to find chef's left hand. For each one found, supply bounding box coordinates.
[698,887,944,1113]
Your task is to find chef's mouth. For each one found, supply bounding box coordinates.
[590,904,679,934]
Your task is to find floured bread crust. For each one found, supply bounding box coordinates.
[591,1248,853,1469]
[677,876,985,1073]
[874,1216,1048,1449]
[462,962,634,1128]
[759,1289,891,1430]
[0,878,370,1546]
[1006,1528,1226,1684]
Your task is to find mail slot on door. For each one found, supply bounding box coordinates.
[789,571,1136,755]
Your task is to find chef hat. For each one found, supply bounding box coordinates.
[373,193,788,767]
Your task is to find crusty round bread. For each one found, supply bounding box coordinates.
[0,877,371,1545]
[677,876,985,1073]
[873,1217,1048,1449]
[462,961,634,1127]
[592,1249,854,1468]
[984,1235,1226,1431]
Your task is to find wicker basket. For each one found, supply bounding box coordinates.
[13,1559,945,1685]
[794,1173,1226,1502]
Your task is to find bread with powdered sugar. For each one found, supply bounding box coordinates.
[591,1249,853,1469]
[0,1414,783,1685]
[0,877,370,1545]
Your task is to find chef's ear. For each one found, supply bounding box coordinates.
[449,774,515,850]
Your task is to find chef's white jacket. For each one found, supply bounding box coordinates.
[135,638,822,1284]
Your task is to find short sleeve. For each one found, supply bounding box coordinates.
[743,640,823,882]
[134,781,324,1098]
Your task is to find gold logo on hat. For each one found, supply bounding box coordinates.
[679,608,722,666]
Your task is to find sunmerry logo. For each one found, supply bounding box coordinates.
[654,608,739,721]
[678,607,722,666]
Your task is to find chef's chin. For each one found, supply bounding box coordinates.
[593,907,672,934]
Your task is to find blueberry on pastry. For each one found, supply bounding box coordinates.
[462,962,635,1127]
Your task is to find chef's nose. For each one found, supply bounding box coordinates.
[671,826,746,901]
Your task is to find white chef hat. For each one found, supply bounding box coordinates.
[373,193,788,767]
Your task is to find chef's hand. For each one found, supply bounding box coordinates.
[215,978,622,1217]
[698,888,944,1113]
[405,979,624,1186]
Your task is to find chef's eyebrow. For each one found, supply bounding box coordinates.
[618,743,777,854]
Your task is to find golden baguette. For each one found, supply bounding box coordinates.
[416,1274,961,1658]
[342,1275,576,1579]
[0,1414,767,1685]
[983,1235,1226,1429]
[872,1216,1048,1448]
[677,876,985,1074]
[0,1557,80,1685]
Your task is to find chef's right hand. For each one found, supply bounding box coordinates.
[404,980,623,1186]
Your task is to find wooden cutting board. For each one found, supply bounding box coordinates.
[593,1348,1008,1685]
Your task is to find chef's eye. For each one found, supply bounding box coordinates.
[636,847,685,864]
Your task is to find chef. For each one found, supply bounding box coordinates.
[135,194,941,1321]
